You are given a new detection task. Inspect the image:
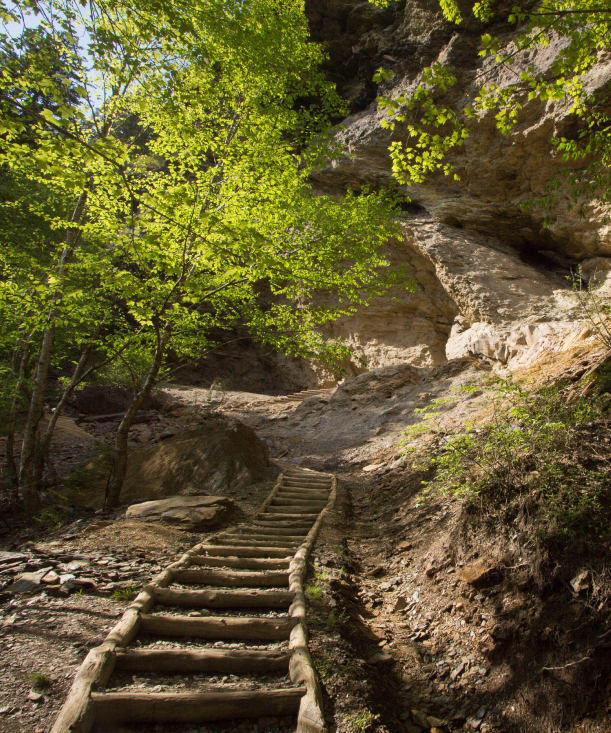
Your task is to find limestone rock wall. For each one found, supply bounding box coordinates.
[299,0,611,378]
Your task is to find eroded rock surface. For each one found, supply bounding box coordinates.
[125,495,234,531]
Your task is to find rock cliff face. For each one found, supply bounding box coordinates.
[301,0,611,378]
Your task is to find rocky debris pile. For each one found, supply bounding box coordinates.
[0,546,164,600]
[125,494,235,531]
[67,416,270,507]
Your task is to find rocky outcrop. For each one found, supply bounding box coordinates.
[300,0,611,377]
[125,495,234,531]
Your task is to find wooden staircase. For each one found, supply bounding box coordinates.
[51,465,335,732]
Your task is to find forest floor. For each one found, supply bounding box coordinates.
[2,363,611,733]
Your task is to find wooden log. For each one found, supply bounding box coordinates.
[233,526,309,536]
[171,568,289,587]
[50,644,116,733]
[188,556,291,570]
[291,624,326,733]
[258,513,318,521]
[213,537,300,547]
[219,533,305,544]
[141,613,296,640]
[115,648,290,674]
[276,492,330,501]
[196,545,293,558]
[154,587,294,609]
[272,498,327,507]
[264,507,323,515]
[251,520,313,528]
[90,688,306,724]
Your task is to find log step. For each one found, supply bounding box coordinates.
[265,506,325,514]
[141,614,296,640]
[272,498,327,507]
[212,537,300,547]
[154,587,294,609]
[188,556,291,570]
[90,688,306,724]
[256,513,319,521]
[195,545,293,558]
[115,648,290,674]
[233,526,309,536]
[171,569,290,587]
[219,533,305,544]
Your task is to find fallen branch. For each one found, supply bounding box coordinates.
[541,656,591,673]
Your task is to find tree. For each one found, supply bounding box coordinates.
[370,0,611,216]
[0,0,411,513]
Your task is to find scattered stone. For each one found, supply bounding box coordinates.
[363,463,383,472]
[366,648,394,665]
[393,596,408,612]
[27,691,44,702]
[427,716,445,728]
[126,495,234,531]
[42,571,60,584]
[450,662,465,681]
[457,560,502,588]
[411,709,431,730]
[570,570,591,594]
[0,552,28,564]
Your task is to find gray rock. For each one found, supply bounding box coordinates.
[126,495,234,531]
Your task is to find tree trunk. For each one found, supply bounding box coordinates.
[33,338,97,490]
[6,335,32,504]
[104,323,172,509]
[18,189,88,517]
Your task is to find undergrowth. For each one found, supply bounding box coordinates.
[404,375,611,557]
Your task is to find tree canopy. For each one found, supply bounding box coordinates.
[0,0,409,514]
[371,0,611,217]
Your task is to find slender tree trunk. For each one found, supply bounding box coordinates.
[33,338,97,490]
[6,335,32,504]
[18,189,89,517]
[104,323,172,509]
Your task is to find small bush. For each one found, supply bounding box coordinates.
[112,584,139,601]
[326,609,349,629]
[305,584,323,601]
[413,377,611,554]
[30,672,51,689]
[347,709,380,733]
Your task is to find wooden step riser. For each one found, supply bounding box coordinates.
[155,587,294,609]
[90,688,305,724]
[211,537,300,548]
[276,491,330,500]
[195,546,293,558]
[171,569,290,587]
[141,614,296,640]
[232,526,309,537]
[272,499,327,508]
[188,556,291,570]
[115,649,290,674]
[257,513,318,521]
[220,534,305,544]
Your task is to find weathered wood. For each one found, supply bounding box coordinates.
[258,512,318,521]
[272,498,327,507]
[115,648,290,674]
[213,536,300,547]
[140,613,296,640]
[234,525,310,536]
[251,519,313,528]
[196,545,293,558]
[171,568,289,587]
[277,489,330,497]
[291,624,326,733]
[50,644,116,733]
[220,533,305,544]
[90,688,306,724]
[264,507,323,515]
[154,587,294,609]
[188,555,291,570]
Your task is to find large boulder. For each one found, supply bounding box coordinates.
[126,495,234,531]
[118,418,269,504]
[68,417,269,508]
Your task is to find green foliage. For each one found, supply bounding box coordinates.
[570,267,611,350]
[30,672,51,688]
[369,0,611,215]
[417,378,611,550]
[305,583,323,601]
[326,608,349,629]
[112,583,139,601]
[347,709,380,733]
